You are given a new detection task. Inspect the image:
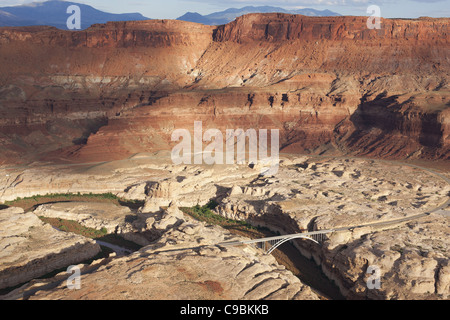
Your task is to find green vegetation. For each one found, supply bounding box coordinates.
[0,193,146,295]
[2,192,144,212]
[38,216,142,253]
[6,192,118,204]
[2,192,145,253]
[180,200,273,238]
[181,200,255,229]
[39,217,109,239]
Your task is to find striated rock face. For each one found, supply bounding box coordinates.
[23,246,319,300]
[0,20,214,163]
[0,207,101,290]
[207,15,449,86]
[214,14,449,43]
[0,20,214,80]
[0,14,448,164]
[0,14,448,300]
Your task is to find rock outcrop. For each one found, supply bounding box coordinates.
[0,207,101,290]
[0,13,448,301]
[322,213,450,300]
[0,153,448,300]
[0,14,448,164]
[2,202,319,300]
[33,201,134,233]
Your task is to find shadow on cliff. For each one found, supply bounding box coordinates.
[345,93,444,158]
[72,117,109,146]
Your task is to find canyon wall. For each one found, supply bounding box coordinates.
[0,15,448,164]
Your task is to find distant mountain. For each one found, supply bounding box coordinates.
[0,2,341,30]
[0,0,150,30]
[177,12,212,25]
[177,6,341,25]
[0,9,36,27]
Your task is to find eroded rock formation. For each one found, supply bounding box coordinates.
[1,155,447,300]
[0,13,448,301]
[2,198,320,300]
[0,207,101,290]
[0,14,448,164]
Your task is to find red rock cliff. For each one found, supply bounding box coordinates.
[214,14,449,42]
[0,14,448,164]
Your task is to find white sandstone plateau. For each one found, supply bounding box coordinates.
[0,207,101,290]
[2,204,319,300]
[33,201,134,234]
[0,153,448,300]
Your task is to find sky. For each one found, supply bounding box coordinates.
[1,0,450,19]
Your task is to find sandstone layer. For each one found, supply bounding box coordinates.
[0,154,448,300]
[0,15,448,164]
[0,207,101,290]
[34,201,135,233]
[2,201,319,300]
[324,213,450,299]
[0,13,448,301]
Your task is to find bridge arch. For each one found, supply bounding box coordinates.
[265,235,320,255]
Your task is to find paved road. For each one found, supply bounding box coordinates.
[2,153,449,242]
[220,157,450,248]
